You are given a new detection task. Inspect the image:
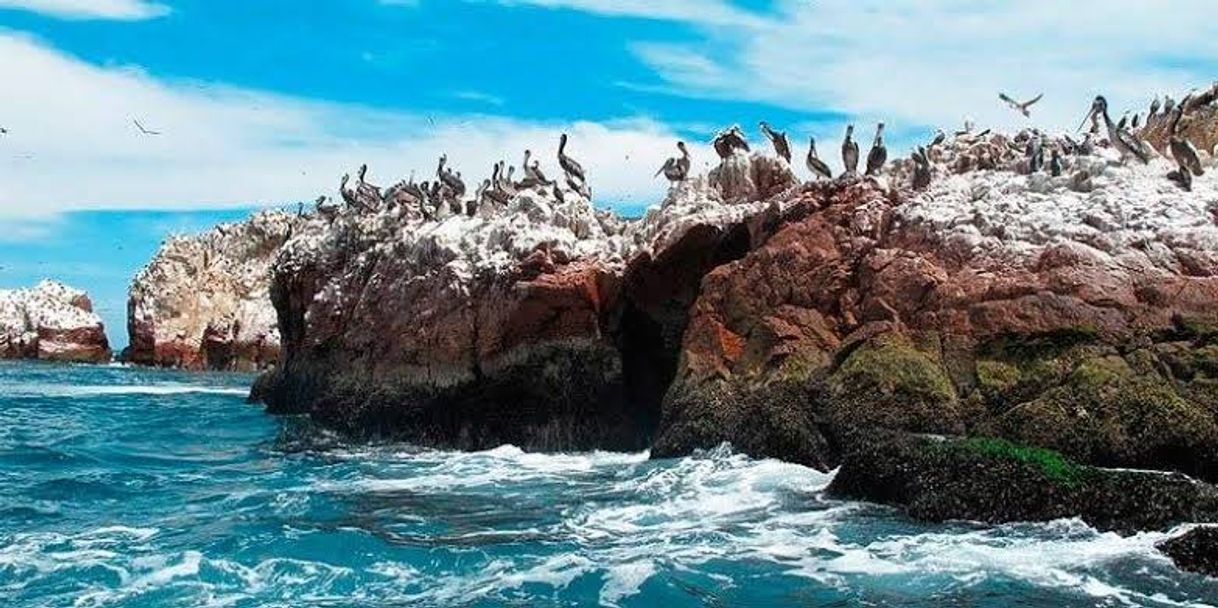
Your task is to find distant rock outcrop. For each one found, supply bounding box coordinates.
[126,210,302,371]
[1158,526,1218,578]
[0,280,110,363]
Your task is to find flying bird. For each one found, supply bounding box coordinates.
[132,119,162,136]
[999,92,1043,117]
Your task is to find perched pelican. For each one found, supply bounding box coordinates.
[1164,96,1177,117]
[805,137,832,180]
[1117,114,1128,131]
[358,163,368,184]
[931,129,946,147]
[558,133,586,184]
[1049,148,1063,177]
[655,141,690,184]
[911,147,931,191]
[1081,96,1148,163]
[999,92,1043,117]
[1168,107,1205,177]
[759,121,792,162]
[841,124,859,175]
[713,125,750,159]
[1131,113,1141,129]
[1149,97,1161,120]
[864,123,887,176]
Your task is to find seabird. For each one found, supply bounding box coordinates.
[1117,114,1129,131]
[132,119,161,136]
[805,137,833,181]
[358,163,368,184]
[842,124,859,176]
[1163,96,1177,117]
[0,127,7,135]
[1131,113,1140,129]
[759,121,792,162]
[557,133,586,184]
[1149,97,1161,120]
[864,123,887,176]
[931,129,946,147]
[655,141,691,183]
[1168,107,1205,177]
[912,146,931,191]
[1167,166,1193,192]
[1049,148,1063,177]
[999,92,1044,117]
[713,125,750,159]
[1082,96,1148,164]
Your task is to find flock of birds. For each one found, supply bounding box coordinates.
[316,132,592,221]
[311,84,1215,225]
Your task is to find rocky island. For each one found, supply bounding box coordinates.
[131,89,1218,564]
[0,280,110,363]
[126,210,302,371]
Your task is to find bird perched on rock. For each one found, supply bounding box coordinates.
[999,92,1043,117]
[655,141,691,184]
[805,136,832,181]
[1082,96,1148,164]
[1026,136,1044,173]
[931,129,946,147]
[357,163,368,184]
[865,123,887,176]
[841,124,859,176]
[557,133,586,186]
[1131,113,1141,129]
[1167,165,1193,192]
[1149,97,1161,120]
[1049,147,1063,177]
[1168,107,1205,177]
[911,146,931,191]
[759,121,792,162]
[713,125,750,159]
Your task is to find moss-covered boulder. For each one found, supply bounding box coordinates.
[826,333,964,435]
[827,430,1218,534]
[1158,526,1218,578]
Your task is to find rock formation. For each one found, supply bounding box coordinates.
[126,210,301,371]
[0,280,110,363]
[255,151,798,450]
[656,132,1218,480]
[247,91,1218,514]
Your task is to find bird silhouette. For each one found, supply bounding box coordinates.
[133,119,162,136]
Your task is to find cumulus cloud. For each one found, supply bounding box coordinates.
[631,0,1218,136]
[0,33,705,222]
[0,0,168,20]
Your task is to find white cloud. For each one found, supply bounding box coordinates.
[0,0,168,20]
[0,32,705,222]
[633,0,1218,138]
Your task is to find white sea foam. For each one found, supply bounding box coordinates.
[3,383,248,398]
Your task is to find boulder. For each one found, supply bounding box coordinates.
[0,280,110,363]
[1158,526,1218,578]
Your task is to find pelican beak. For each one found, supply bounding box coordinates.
[1077,108,1095,133]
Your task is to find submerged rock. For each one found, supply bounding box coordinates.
[1158,526,1218,578]
[0,280,110,363]
[126,210,301,371]
[827,430,1218,534]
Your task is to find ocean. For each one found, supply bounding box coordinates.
[1,361,1215,607]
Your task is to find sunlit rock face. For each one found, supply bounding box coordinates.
[656,122,1218,479]
[0,280,110,363]
[126,210,301,371]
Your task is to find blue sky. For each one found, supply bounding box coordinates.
[0,0,1216,347]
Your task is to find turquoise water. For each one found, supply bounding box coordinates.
[2,361,1216,607]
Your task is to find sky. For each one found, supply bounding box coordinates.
[0,0,1216,347]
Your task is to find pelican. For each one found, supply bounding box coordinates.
[912,147,931,191]
[999,92,1043,117]
[931,129,946,147]
[805,137,832,180]
[713,125,750,159]
[1149,97,1161,120]
[1131,113,1141,129]
[842,124,859,175]
[864,123,887,176]
[358,163,368,184]
[1049,148,1063,177]
[1168,107,1205,177]
[1117,114,1129,131]
[1081,96,1148,163]
[557,133,586,184]
[655,141,690,183]
[339,174,356,206]
[759,121,792,162]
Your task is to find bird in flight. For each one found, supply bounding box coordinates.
[132,119,162,135]
[0,127,8,135]
[999,92,1044,117]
